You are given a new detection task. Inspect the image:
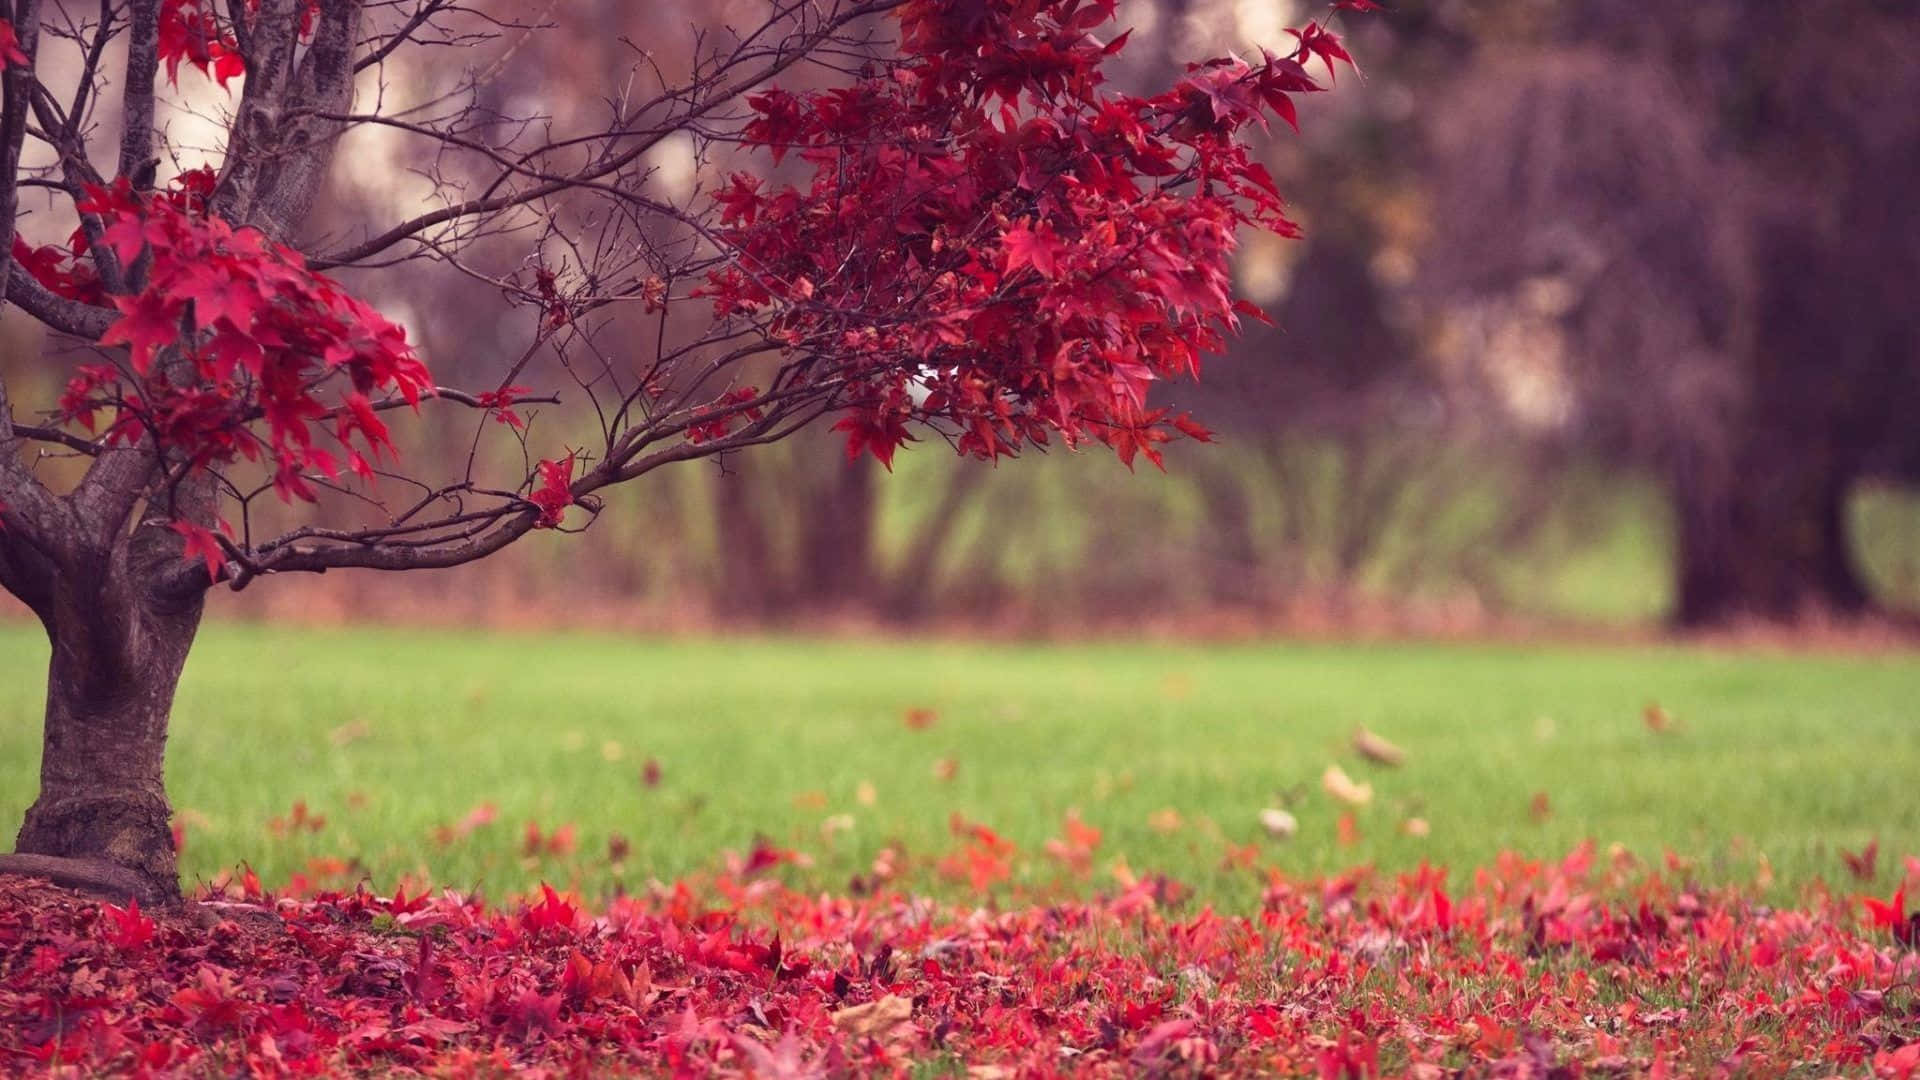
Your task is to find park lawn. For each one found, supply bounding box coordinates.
[1,620,1916,906]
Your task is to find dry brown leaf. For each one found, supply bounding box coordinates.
[1322,764,1373,806]
[329,720,371,747]
[1351,727,1406,767]
[831,994,913,1039]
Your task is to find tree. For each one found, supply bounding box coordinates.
[0,0,1358,902]
[1419,0,1920,626]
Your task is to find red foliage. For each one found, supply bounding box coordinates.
[0,18,27,68]
[528,455,577,529]
[28,171,430,521]
[705,0,1341,471]
[157,0,320,87]
[11,0,1355,576]
[3,844,1918,1077]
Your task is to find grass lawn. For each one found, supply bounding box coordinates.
[2,621,1916,906]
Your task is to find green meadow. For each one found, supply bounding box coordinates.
[2,622,1915,905]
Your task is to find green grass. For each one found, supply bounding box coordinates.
[2,621,1916,906]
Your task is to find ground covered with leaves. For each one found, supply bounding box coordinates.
[5,842,1918,1078]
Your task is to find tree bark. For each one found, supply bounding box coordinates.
[1671,446,1871,627]
[796,455,877,610]
[8,571,204,906]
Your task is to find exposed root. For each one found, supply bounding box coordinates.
[0,852,178,908]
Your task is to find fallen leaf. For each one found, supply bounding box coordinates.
[903,707,939,730]
[1841,839,1878,882]
[820,814,854,842]
[1643,702,1676,734]
[1322,764,1373,806]
[1351,727,1405,766]
[1258,808,1297,839]
[1336,812,1361,847]
[330,720,372,747]
[1220,842,1260,870]
[830,993,912,1039]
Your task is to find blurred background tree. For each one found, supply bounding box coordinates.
[4,0,1914,634]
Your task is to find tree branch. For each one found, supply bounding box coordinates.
[2,265,117,338]
[0,0,42,311]
[314,0,906,268]
[117,0,160,180]
[10,422,102,455]
[1,371,82,566]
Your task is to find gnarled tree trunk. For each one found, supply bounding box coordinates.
[8,561,204,906]
[1,0,362,904]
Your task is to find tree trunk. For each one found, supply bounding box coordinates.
[1671,447,1871,627]
[795,454,876,611]
[883,465,984,622]
[9,580,202,906]
[1192,459,1263,608]
[712,462,780,617]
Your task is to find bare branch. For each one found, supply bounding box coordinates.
[117,0,159,180]
[0,0,43,310]
[314,0,906,269]
[1,366,83,566]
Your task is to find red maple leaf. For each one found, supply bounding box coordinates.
[101,292,188,374]
[100,897,157,950]
[528,453,576,528]
[1001,222,1062,279]
[1863,887,1917,946]
[170,520,228,580]
[0,19,28,68]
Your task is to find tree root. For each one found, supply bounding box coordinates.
[0,852,178,908]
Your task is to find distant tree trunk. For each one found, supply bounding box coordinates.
[883,466,985,621]
[1671,446,1870,626]
[8,568,202,906]
[712,463,780,617]
[1193,460,1262,607]
[1672,217,1893,628]
[796,456,876,610]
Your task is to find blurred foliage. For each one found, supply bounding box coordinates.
[6,0,1915,633]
